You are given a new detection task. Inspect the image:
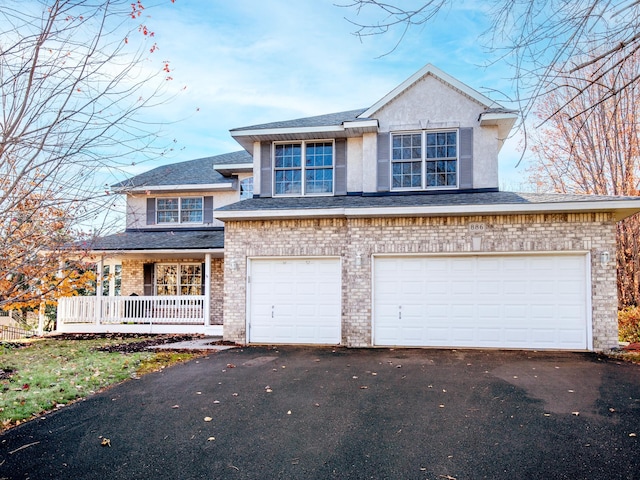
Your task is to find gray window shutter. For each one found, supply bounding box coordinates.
[146,198,156,225]
[143,263,155,296]
[459,128,473,189]
[203,196,213,223]
[260,142,272,198]
[334,139,347,196]
[377,133,390,192]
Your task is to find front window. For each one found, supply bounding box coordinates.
[391,130,458,190]
[155,263,202,296]
[274,141,333,195]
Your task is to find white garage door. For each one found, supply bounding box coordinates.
[374,254,589,350]
[248,258,341,344]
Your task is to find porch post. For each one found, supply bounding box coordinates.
[204,253,211,327]
[95,257,103,326]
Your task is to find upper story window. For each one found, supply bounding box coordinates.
[391,130,458,190]
[274,141,333,195]
[240,177,254,200]
[156,197,203,224]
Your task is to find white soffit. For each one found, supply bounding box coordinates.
[114,183,235,193]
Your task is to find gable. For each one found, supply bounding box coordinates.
[373,74,487,133]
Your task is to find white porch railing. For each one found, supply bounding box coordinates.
[58,295,206,326]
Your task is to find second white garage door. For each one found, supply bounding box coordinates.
[374,254,590,350]
[248,258,341,344]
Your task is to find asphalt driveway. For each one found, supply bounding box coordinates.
[1,347,639,480]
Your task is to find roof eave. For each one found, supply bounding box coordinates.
[479,112,519,145]
[216,200,640,222]
[230,120,379,151]
[213,163,254,176]
[113,183,236,194]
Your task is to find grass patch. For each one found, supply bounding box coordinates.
[0,336,203,431]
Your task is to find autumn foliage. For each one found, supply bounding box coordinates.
[529,49,640,308]
[0,1,174,313]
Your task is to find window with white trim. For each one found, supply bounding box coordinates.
[240,177,254,200]
[391,130,458,190]
[156,197,203,224]
[274,141,333,195]
[155,263,202,296]
[101,263,122,296]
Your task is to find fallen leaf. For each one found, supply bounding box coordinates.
[572,412,580,416]
[232,393,239,397]
[360,386,368,389]
[630,433,637,437]
[213,400,220,404]
[439,404,445,408]
[265,388,273,393]
[543,413,551,417]
[171,405,179,409]
[204,417,213,422]
[568,390,574,393]
[207,437,216,441]
[609,408,616,412]
[227,364,236,368]
[396,365,402,368]
[101,438,111,447]
[196,392,202,395]
[287,410,292,415]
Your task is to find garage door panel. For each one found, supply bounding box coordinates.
[249,258,341,345]
[374,254,589,349]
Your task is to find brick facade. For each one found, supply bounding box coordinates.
[223,213,617,350]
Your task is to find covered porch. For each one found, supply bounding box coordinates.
[57,228,225,336]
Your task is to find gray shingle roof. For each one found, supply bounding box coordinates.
[112,151,252,189]
[87,229,224,251]
[230,109,369,132]
[216,191,640,211]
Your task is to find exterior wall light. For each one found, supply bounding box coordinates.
[355,253,362,267]
[600,251,610,265]
[229,259,238,271]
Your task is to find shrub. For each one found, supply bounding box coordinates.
[618,306,640,343]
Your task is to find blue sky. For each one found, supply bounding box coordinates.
[119,0,528,189]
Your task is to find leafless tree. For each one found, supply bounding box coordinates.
[339,1,640,126]
[528,50,640,307]
[0,0,173,307]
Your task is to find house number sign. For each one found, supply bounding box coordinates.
[468,222,487,233]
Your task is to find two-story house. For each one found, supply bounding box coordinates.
[58,64,640,351]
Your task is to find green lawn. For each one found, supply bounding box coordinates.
[0,336,201,431]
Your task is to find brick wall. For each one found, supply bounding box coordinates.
[223,213,617,350]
